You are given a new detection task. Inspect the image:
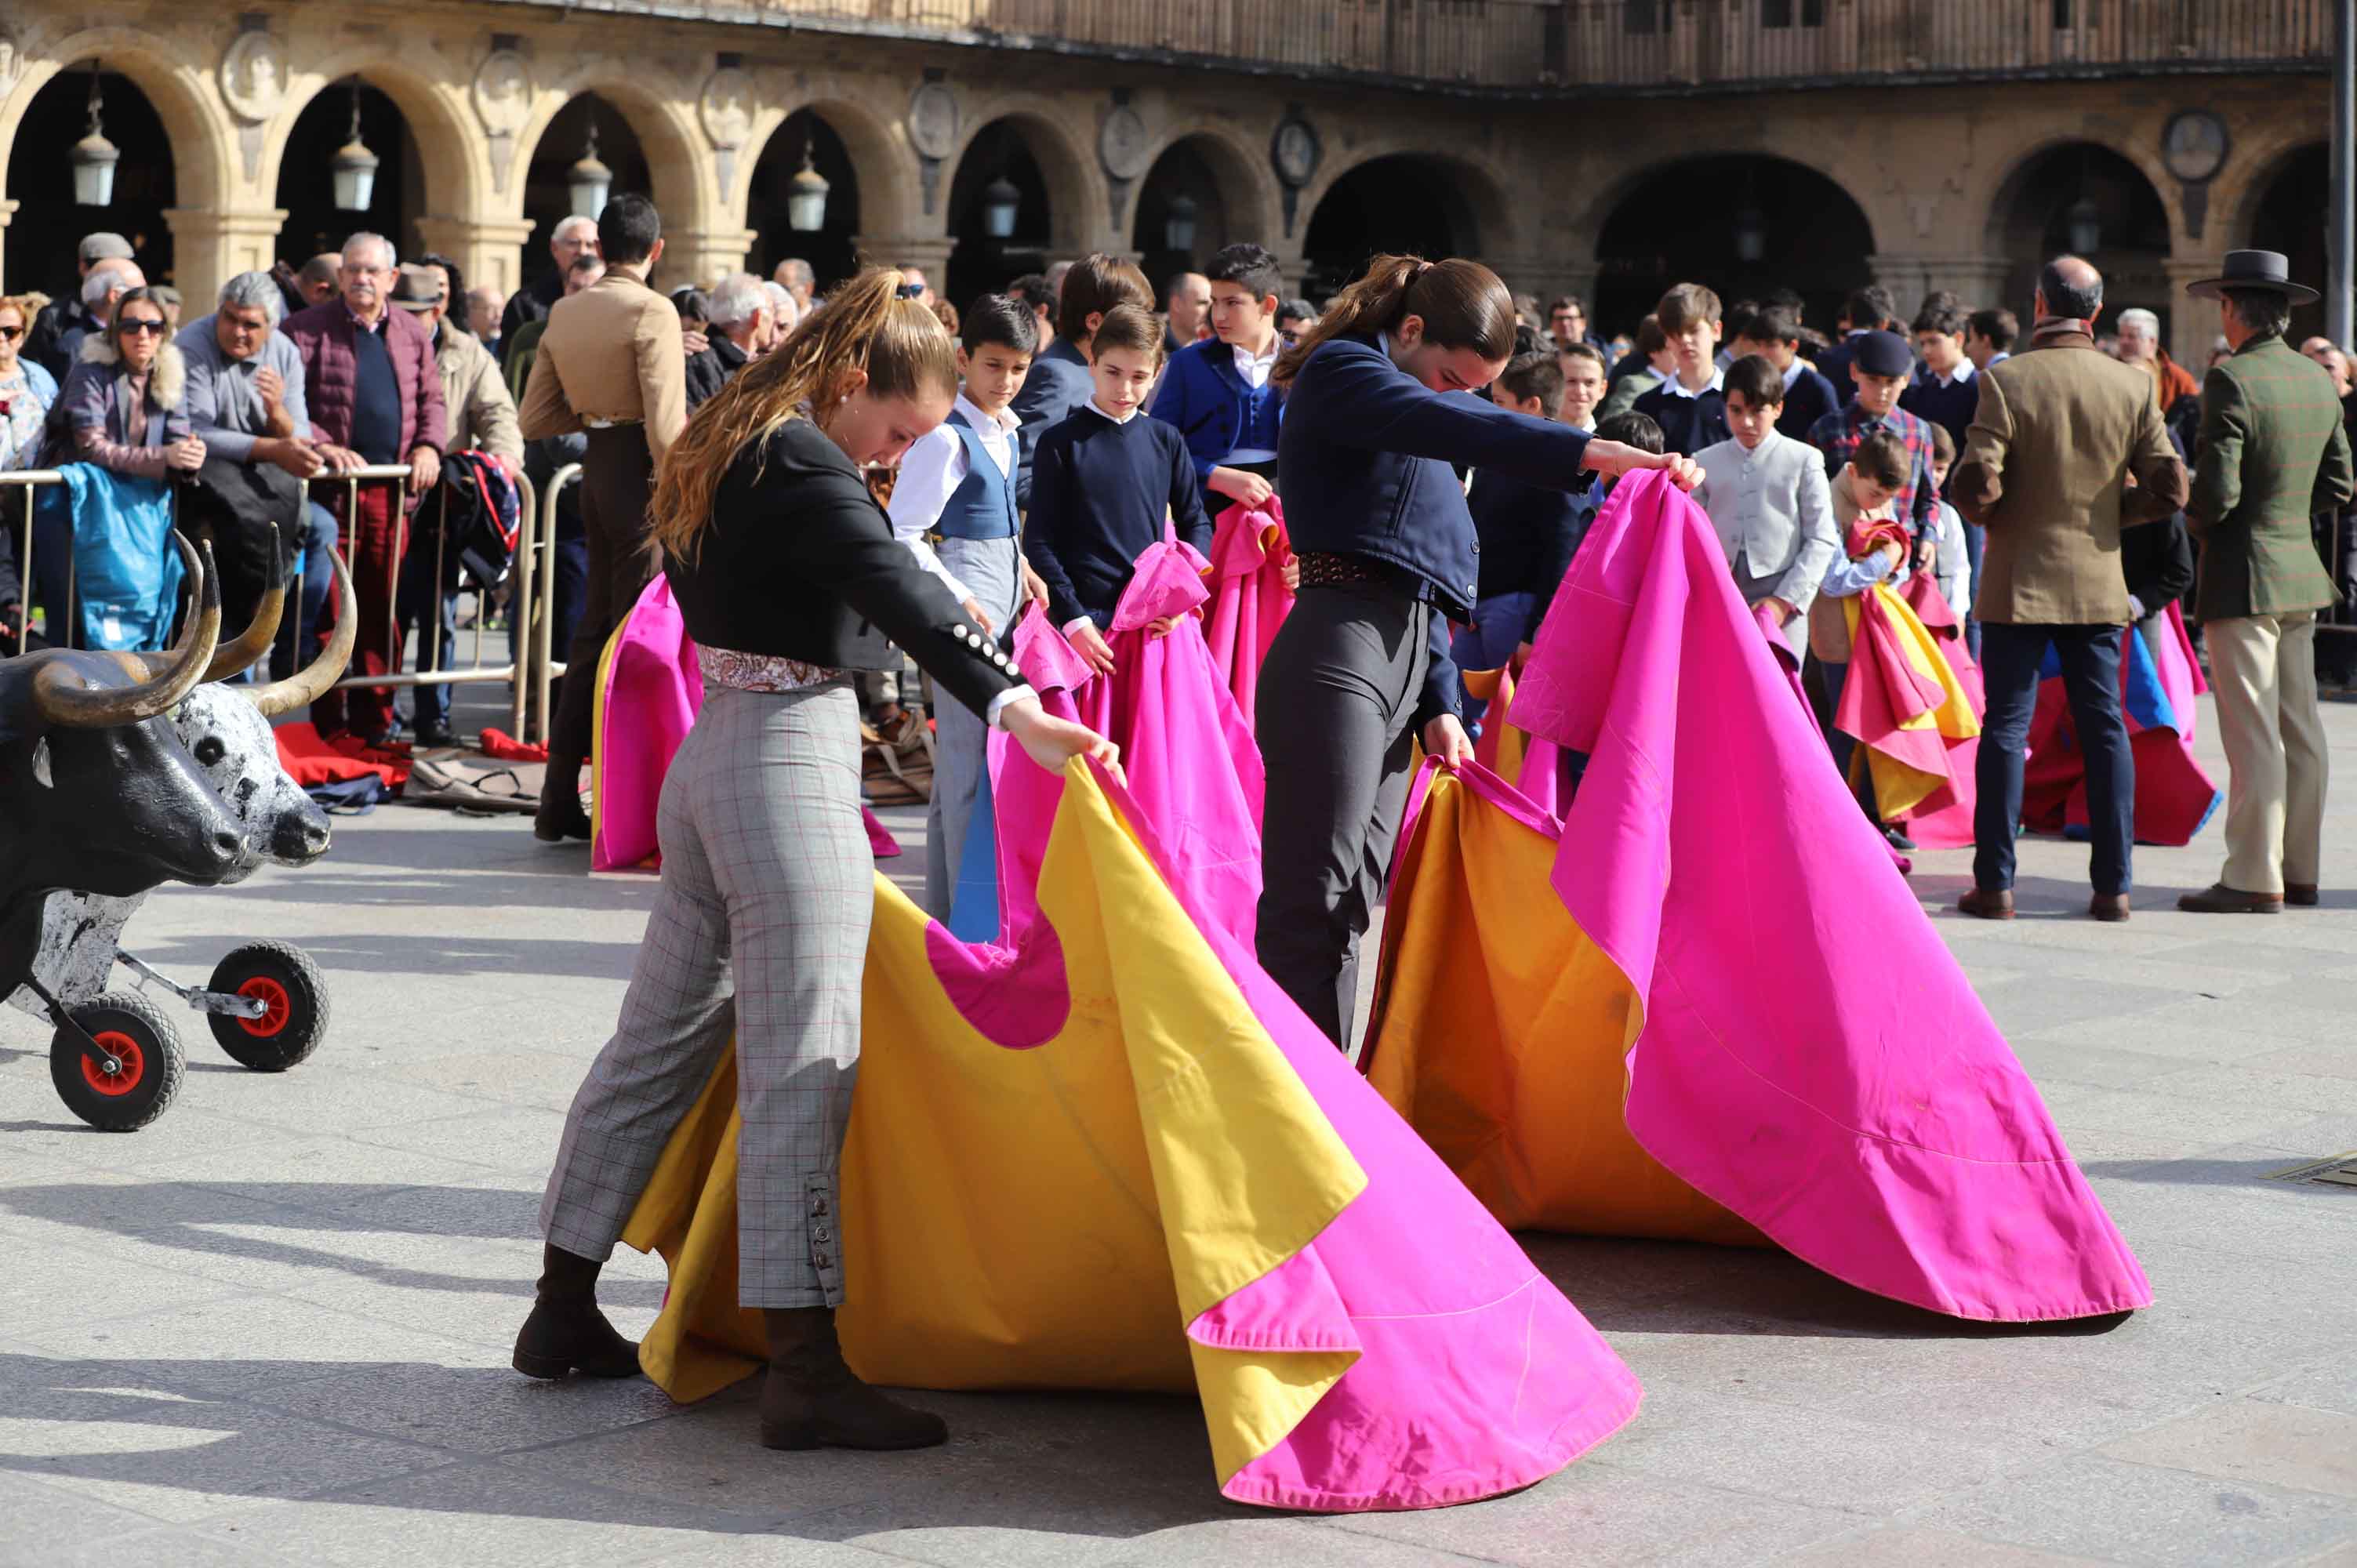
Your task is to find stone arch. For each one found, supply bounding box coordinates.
[255,54,483,241]
[1582,151,1878,335]
[2233,136,2331,343]
[1567,143,1873,259]
[942,107,1099,307]
[1126,124,1281,259]
[512,74,713,233]
[736,90,917,243]
[0,25,235,212]
[740,102,895,292]
[1297,146,1519,296]
[2226,134,2331,252]
[1982,137,2177,335]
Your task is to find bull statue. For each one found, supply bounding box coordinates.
[5,537,358,1127]
[11,538,355,997]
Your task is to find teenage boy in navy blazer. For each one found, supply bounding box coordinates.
[1007,252,1152,509]
[1731,306,1839,443]
[1149,242,1290,517]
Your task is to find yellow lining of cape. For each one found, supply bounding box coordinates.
[1364,773,1761,1244]
[617,763,1368,1486]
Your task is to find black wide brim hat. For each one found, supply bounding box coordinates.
[2185,249,2319,305]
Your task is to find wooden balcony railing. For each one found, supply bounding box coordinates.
[586,0,2337,92]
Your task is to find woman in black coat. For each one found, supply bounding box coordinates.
[521,269,1115,1454]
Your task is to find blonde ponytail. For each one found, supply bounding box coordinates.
[650,266,957,564]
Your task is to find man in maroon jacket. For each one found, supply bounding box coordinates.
[285,230,448,742]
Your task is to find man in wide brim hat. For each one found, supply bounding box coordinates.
[2178,249,2354,914]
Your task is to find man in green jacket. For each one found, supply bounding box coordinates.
[2179,251,2357,914]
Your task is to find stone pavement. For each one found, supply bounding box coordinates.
[3,684,2356,1567]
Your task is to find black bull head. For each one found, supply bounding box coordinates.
[0,533,355,989]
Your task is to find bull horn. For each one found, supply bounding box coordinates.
[31,536,221,729]
[195,523,285,683]
[249,543,356,719]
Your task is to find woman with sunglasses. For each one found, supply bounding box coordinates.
[56,285,205,480]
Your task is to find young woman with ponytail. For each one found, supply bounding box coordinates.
[1261,254,1700,1047]
[521,267,1117,1453]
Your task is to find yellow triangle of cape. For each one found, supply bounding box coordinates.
[620,761,1365,1486]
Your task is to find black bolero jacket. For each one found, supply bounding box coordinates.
[665,416,1022,719]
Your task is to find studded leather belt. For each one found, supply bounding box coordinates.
[1295,551,1395,590]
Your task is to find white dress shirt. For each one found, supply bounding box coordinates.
[1657,367,1726,401]
[886,391,1022,604]
[1233,339,1277,389]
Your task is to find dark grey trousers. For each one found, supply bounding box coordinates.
[1254,582,1433,1048]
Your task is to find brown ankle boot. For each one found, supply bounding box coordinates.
[759,1306,946,1451]
[513,1243,642,1379]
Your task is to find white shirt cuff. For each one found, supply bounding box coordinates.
[1061,615,1095,639]
[985,684,1039,728]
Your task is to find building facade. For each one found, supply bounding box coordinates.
[0,1,2335,371]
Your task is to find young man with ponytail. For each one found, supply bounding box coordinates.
[1262,254,1701,1048]
[522,267,1117,1454]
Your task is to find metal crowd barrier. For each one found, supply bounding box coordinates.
[1,470,68,647]
[300,465,543,735]
[534,463,582,751]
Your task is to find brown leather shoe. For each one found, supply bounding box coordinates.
[1958,887,2015,920]
[2089,893,2131,923]
[760,1306,946,1451]
[2286,883,2320,907]
[2175,883,2284,914]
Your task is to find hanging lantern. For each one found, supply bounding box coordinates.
[1732,203,1767,265]
[330,82,380,212]
[981,173,1022,241]
[70,62,120,209]
[786,134,830,233]
[2065,196,2101,256]
[1164,192,1199,257]
[568,120,614,220]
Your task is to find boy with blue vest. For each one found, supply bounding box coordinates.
[887,293,1037,915]
[1025,303,1214,676]
[1149,242,1288,515]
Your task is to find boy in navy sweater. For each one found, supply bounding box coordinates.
[1732,306,1839,444]
[1149,242,1287,515]
[1632,282,1731,457]
[1023,303,1213,674]
[1455,350,1596,725]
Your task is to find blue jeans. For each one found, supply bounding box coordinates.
[1975,622,2133,896]
[1961,521,1986,659]
[1450,591,1539,733]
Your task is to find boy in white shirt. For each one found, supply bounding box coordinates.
[886,294,1039,916]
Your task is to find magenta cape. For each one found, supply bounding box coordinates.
[2024,602,2221,848]
[1376,470,2151,1322]
[590,575,899,871]
[995,541,1265,946]
[1203,499,1296,727]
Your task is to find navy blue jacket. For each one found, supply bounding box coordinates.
[1148,336,1284,509]
[1818,335,1863,406]
[1899,370,1978,459]
[1277,334,1594,728]
[1022,405,1214,629]
[1008,337,1095,510]
[1774,364,1840,443]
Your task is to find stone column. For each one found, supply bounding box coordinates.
[2165,257,2222,375]
[853,233,957,283]
[164,206,291,316]
[414,216,538,301]
[0,201,16,296]
[659,227,760,292]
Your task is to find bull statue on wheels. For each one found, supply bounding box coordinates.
[2,531,356,1131]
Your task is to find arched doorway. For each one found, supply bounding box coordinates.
[2249,143,2330,347]
[521,93,652,293]
[1593,155,1873,341]
[747,109,861,292]
[1131,137,1237,300]
[1989,143,2174,341]
[946,118,1057,310]
[2,63,175,296]
[274,80,425,269]
[1302,155,1476,301]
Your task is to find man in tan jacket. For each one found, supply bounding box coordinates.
[1952,256,2188,922]
[519,194,687,842]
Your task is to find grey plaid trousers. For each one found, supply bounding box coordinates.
[542,679,870,1308]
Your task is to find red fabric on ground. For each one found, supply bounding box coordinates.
[275,721,410,789]
[308,482,406,739]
